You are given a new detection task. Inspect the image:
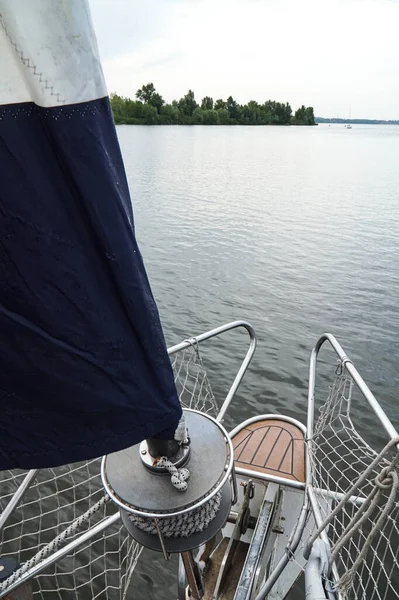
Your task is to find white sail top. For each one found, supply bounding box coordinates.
[0,0,107,107]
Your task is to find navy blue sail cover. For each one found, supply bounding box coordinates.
[0,2,182,469]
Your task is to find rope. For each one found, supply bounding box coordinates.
[174,415,189,444]
[333,464,398,593]
[132,413,222,536]
[129,491,222,538]
[0,494,110,593]
[155,456,190,492]
[306,436,399,592]
[152,415,191,492]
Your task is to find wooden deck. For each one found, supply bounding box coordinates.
[232,418,305,483]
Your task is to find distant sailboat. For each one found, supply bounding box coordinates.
[345,106,353,128]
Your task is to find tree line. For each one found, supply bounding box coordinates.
[110,83,315,126]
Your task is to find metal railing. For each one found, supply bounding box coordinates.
[304,333,399,600]
[307,333,399,449]
[168,320,257,422]
[306,332,399,537]
[253,331,399,600]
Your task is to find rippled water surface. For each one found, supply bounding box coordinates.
[117,124,399,599]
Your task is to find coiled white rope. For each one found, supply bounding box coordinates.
[129,491,222,538]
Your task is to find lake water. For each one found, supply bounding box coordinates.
[118,123,399,599]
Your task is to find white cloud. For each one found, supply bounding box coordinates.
[90,0,399,119]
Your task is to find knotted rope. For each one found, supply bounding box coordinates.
[153,415,191,492]
[155,456,190,492]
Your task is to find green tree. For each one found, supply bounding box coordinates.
[123,99,143,121]
[141,104,158,124]
[159,103,179,124]
[192,107,204,124]
[305,106,315,125]
[201,96,214,110]
[293,105,311,124]
[214,99,226,110]
[202,109,219,125]
[178,90,198,117]
[127,101,158,124]
[150,93,164,113]
[217,108,230,124]
[109,93,126,123]
[136,83,164,113]
[136,83,156,103]
[243,100,261,125]
[226,96,240,121]
[284,102,293,123]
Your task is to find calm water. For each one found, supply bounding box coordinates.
[117,124,399,599]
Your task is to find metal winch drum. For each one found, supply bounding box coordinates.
[101,409,236,555]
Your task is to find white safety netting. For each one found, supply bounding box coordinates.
[0,461,141,599]
[170,340,219,418]
[0,341,217,598]
[306,363,399,600]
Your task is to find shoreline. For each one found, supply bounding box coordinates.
[113,121,318,127]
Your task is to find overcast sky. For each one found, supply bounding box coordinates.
[90,0,399,120]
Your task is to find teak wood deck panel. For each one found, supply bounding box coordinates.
[232,419,305,483]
